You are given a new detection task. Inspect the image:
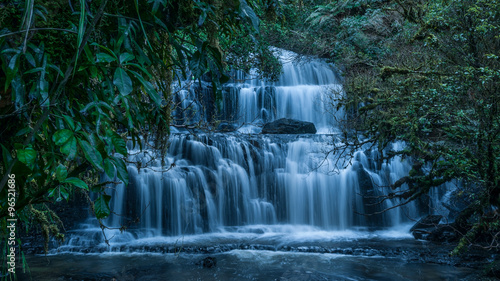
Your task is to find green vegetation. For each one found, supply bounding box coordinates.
[262,0,499,253]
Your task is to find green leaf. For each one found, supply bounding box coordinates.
[55,164,68,181]
[75,0,86,69]
[15,127,31,137]
[103,158,116,178]
[132,40,152,65]
[90,66,98,78]
[113,68,133,95]
[239,0,260,33]
[119,53,135,64]
[48,187,58,198]
[23,67,44,74]
[94,194,111,219]
[5,53,20,92]
[52,129,74,146]
[60,136,77,160]
[78,139,104,170]
[8,53,20,71]
[198,11,207,26]
[126,63,152,78]
[24,51,36,66]
[1,144,13,168]
[110,156,128,185]
[96,53,117,63]
[64,177,89,190]
[111,132,127,156]
[48,64,65,78]
[128,70,161,105]
[189,50,207,78]
[17,147,36,166]
[11,76,26,111]
[62,115,76,130]
[1,48,21,55]
[134,0,153,51]
[60,185,69,201]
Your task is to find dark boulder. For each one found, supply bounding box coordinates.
[352,162,383,226]
[202,257,217,268]
[410,215,459,242]
[261,118,317,134]
[217,122,238,132]
[410,215,443,232]
[427,224,459,242]
[412,224,459,242]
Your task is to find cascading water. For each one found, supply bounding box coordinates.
[58,49,452,253]
[222,50,343,133]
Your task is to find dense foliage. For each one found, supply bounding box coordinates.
[263,0,500,253]
[0,0,280,264]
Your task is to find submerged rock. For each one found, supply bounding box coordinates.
[261,118,317,134]
[202,256,217,268]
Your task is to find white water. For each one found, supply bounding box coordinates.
[219,49,344,133]
[59,49,453,252]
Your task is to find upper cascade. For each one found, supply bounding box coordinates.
[244,49,341,87]
[173,48,344,133]
[230,49,343,133]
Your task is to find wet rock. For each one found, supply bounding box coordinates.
[217,122,238,132]
[202,256,217,268]
[353,162,384,226]
[364,249,379,256]
[297,246,309,252]
[220,86,239,121]
[256,87,276,122]
[410,215,459,242]
[262,118,317,134]
[342,248,353,255]
[426,224,459,242]
[280,245,291,251]
[410,215,443,232]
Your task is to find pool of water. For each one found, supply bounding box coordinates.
[17,227,482,281]
[18,250,477,281]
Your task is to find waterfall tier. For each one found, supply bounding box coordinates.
[174,49,343,133]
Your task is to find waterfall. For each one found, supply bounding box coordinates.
[228,50,343,133]
[60,49,452,251]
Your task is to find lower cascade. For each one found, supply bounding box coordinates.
[59,49,452,252]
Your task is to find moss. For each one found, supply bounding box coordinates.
[380,66,410,80]
[359,103,378,112]
[29,206,65,254]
